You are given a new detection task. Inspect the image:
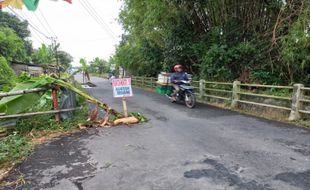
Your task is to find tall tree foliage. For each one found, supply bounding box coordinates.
[0,56,16,91]
[0,10,73,70]
[113,0,310,84]
[89,57,108,74]
[0,27,27,62]
[0,10,32,57]
[31,44,55,64]
[31,44,73,70]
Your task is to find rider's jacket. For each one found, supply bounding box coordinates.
[170,72,188,84]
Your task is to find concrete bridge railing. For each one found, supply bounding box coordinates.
[131,76,310,121]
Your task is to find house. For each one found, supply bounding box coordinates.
[11,62,57,76]
[11,63,44,76]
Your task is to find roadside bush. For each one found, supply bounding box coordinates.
[200,44,233,81]
[0,27,27,62]
[0,132,31,165]
[0,56,16,91]
[14,107,88,135]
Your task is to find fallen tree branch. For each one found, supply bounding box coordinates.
[0,88,46,98]
[53,78,122,118]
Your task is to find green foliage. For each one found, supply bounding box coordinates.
[0,10,32,58]
[199,42,260,81]
[280,12,310,83]
[0,10,30,40]
[0,108,89,166]
[31,44,73,69]
[200,44,233,81]
[0,27,27,62]
[15,107,88,135]
[112,0,310,85]
[89,57,108,74]
[57,50,73,70]
[79,58,88,71]
[0,56,16,91]
[0,132,32,165]
[31,44,55,64]
[0,11,72,70]
[0,81,47,114]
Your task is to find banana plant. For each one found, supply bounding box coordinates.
[79,58,90,83]
[0,75,121,117]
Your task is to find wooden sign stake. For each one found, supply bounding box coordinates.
[122,97,128,117]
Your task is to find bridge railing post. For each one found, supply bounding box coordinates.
[289,83,304,121]
[199,79,206,99]
[142,77,145,88]
[231,81,240,108]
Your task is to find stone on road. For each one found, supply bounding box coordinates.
[4,75,310,190]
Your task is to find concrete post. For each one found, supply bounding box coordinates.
[231,81,241,108]
[150,78,154,89]
[199,79,206,99]
[289,84,304,121]
[142,77,145,87]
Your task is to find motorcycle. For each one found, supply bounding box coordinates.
[166,80,196,108]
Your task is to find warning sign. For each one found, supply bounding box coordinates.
[112,78,133,98]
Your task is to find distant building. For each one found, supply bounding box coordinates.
[11,62,57,76]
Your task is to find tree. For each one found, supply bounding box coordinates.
[0,10,32,57]
[0,10,30,40]
[80,58,90,83]
[111,0,310,84]
[279,2,310,84]
[0,56,16,91]
[0,27,27,62]
[57,50,73,70]
[31,44,55,65]
[89,57,108,74]
[31,43,73,72]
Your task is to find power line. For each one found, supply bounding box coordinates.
[7,7,50,39]
[38,8,57,37]
[9,9,46,44]
[77,0,116,39]
[82,0,116,37]
[33,11,53,37]
[77,0,108,33]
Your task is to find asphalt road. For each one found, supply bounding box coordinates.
[4,74,310,190]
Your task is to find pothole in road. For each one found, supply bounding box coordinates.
[274,170,310,190]
[72,175,95,190]
[143,108,168,122]
[183,158,273,190]
[81,82,97,89]
[274,139,310,156]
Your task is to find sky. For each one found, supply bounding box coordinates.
[6,0,124,66]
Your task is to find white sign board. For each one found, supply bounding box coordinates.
[112,78,133,98]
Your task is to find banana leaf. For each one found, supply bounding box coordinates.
[0,75,121,117]
[0,82,41,114]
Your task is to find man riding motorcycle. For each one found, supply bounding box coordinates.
[170,64,189,101]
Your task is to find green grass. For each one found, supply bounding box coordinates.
[0,107,88,167]
[0,133,32,166]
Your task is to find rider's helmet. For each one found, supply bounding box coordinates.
[174,64,183,72]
